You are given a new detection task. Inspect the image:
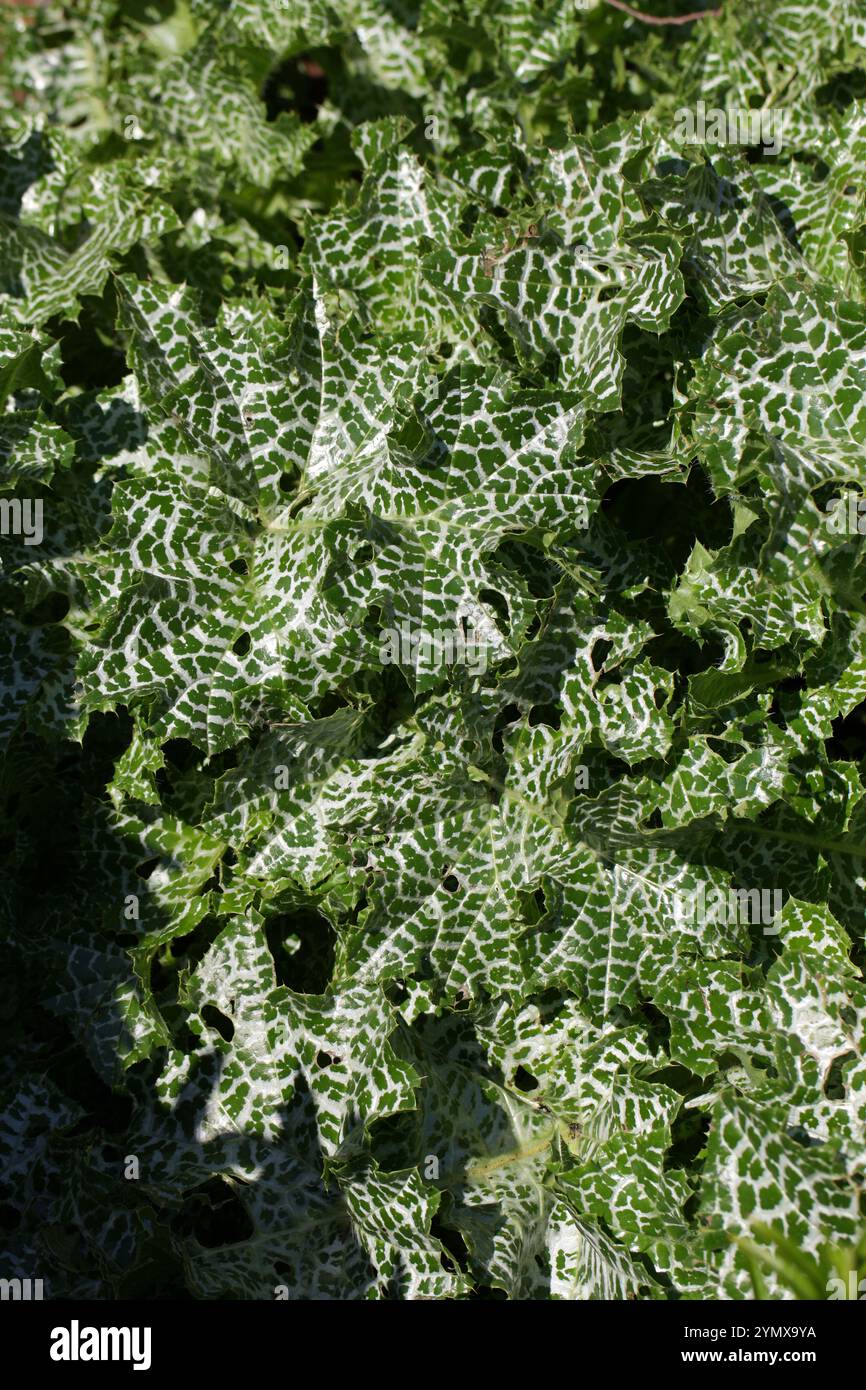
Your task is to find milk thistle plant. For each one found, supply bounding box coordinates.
[1,0,866,1301]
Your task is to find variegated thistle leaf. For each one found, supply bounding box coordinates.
[4,0,866,1304]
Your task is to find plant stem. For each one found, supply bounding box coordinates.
[603,0,722,24]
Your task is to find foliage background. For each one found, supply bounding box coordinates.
[1,0,866,1299]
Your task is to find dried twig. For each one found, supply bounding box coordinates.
[603,0,722,25]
